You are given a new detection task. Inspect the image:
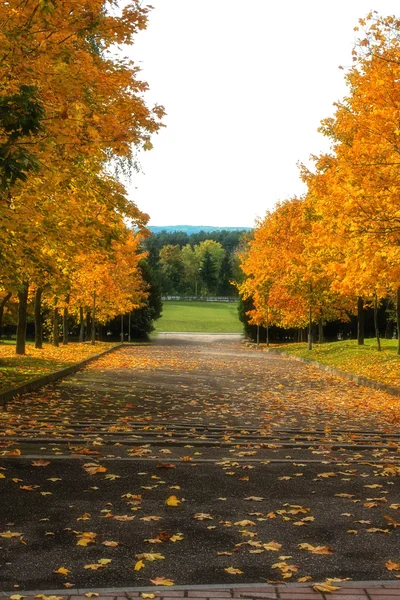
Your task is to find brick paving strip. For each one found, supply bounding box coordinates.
[2,582,400,600]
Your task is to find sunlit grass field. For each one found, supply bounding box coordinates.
[154,301,242,333]
[274,338,400,388]
[0,342,117,392]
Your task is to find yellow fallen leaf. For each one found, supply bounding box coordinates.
[166,495,181,507]
[134,560,145,571]
[263,542,282,552]
[170,533,184,542]
[10,595,25,599]
[85,594,99,598]
[298,543,333,555]
[32,460,50,467]
[97,558,112,565]
[136,553,165,561]
[141,595,155,599]
[54,567,70,576]
[313,582,340,593]
[225,567,243,575]
[103,540,119,547]
[149,577,175,586]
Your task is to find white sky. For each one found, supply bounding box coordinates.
[126,1,400,228]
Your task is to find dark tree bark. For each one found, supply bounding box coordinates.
[16,282,29,355]
[79,306,84,342]
[308,304,312,351]
[63,294,70,345]
[397,286,400,356]
[357,296,364,345]
[318,319,323,344]
[374,294,381,351]
[34,287,43,349]
[0,292,12,339]
[53,306,59,347]
[91,290,96,345]
[86,311,91,342]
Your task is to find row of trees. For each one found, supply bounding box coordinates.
[239,13,400,353]
[0,1,165,353]
[145,230,249,297]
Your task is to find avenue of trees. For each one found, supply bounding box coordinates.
[0,0,165,352]
[144,230,249,297]
[238,13,400,353]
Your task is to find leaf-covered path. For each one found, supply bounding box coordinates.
[0,336,399,592]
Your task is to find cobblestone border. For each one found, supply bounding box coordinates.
[0,343,124,408]
[1,581,400,599]
[243,342,400,398]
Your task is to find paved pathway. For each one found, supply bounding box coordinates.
[0,336,399,594]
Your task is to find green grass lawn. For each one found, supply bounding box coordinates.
[154,301,243,333]
[273,338,400,388]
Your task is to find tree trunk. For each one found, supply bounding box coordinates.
[0,292,12,339]
[120,314,124,342]
[53,306,59,347]
[63,294,70,345]
[16,282,29,355]
[357,296,364,345]
[308,304,312,350]
[397,286,400,356]
[86,311,91,342]
[256,325,259,345]
[91,290,96,345]
[374,294,381,351]
[79,306,84,342]
[128,312,131,343]
[34,287,43,349]
[318,319,323,344]
[266,305,269,347]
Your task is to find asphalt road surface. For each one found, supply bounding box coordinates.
[0,335,399,591]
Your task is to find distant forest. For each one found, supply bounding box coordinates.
[144,229,251,297]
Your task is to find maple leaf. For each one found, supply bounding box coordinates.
[170,533,184,542]
[166,495,181,506]
[245,496,264,501]
[136,553,165,561]
[102,540,119,547]
[0,531,22,539]
[149,577,175,586]
[263,542,282,551]
[54,567,70,576]
[84,564,104,571]
[134,560,145,571]
[386,560,400,571]
[10,595,25,599]
[194,513,213,520]
[298,543,333,555]
[32,460,50,467]
[313,582,340,593]
[224,567,243,575]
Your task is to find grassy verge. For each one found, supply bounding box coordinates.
[272,338,400,388]
[0,341,117,392]
[154,300,242,333]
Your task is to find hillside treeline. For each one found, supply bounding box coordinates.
[144,230,250,297]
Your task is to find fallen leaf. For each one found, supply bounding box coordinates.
[134,560,145,571]
[149,577,174,586]
[166,495,181,507]
[224,567,243,575]
[54,567,70,575]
